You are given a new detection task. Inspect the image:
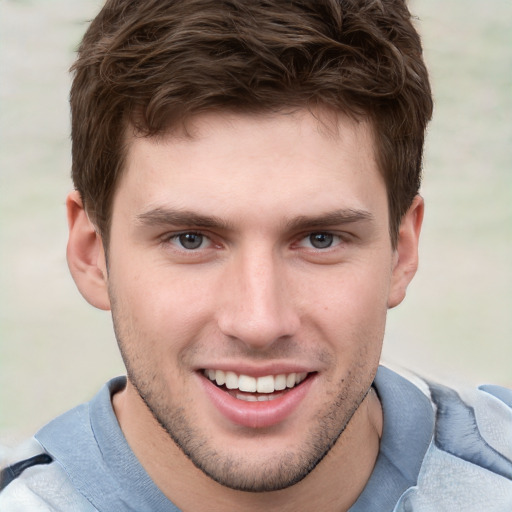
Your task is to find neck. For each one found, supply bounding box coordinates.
[113,383,382,512]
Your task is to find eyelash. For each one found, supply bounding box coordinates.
[164,231,213,251]
[162,230,347,253]
[296,232,345,250]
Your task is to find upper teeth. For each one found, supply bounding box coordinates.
[204,369,308,393]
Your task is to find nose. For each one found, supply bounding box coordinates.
[217,248,300,350]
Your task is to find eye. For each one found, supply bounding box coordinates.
[309,232,333,249]
[172,232,209,250]
[298,232,342,249]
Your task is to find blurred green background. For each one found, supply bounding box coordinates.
[1,0,511,447]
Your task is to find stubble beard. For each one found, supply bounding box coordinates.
[122,352,373,492]
[110,290,377,492]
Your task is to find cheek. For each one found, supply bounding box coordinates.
[300,264,391,351]
[109,263,218,352]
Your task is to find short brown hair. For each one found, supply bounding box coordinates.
[70,0,432,247]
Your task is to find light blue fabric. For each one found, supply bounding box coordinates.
[348,367,434,511]
[36,377,181,512]
[1,367,511,511]
[392,380,512,512]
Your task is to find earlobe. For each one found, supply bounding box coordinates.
[66,190,111,311]
[387,195,424,309]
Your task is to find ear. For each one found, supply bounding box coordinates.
[66,190,111,311]
[387,195,424,309]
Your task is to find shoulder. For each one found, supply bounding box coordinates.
[395,375,512,511]
[0,440,97,512]
[429,381,512,467]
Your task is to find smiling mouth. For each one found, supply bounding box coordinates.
[202,369,312,402]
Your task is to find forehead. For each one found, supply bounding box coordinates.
[114,109,386,227]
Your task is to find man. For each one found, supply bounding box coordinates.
[1,0,511,510]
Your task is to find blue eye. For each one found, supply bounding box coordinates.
[308,232,334,249]
[176,233,205,250]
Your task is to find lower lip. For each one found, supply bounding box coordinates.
[200,374,315,429]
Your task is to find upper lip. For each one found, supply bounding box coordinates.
[195,362,316,378]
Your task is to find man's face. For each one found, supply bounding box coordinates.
[105,109,398,491]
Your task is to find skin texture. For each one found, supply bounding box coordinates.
[66,109,423,511]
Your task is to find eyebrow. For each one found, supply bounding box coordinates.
[136,207,374,232]
[284,208,375,231]
[135,208,233,230]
